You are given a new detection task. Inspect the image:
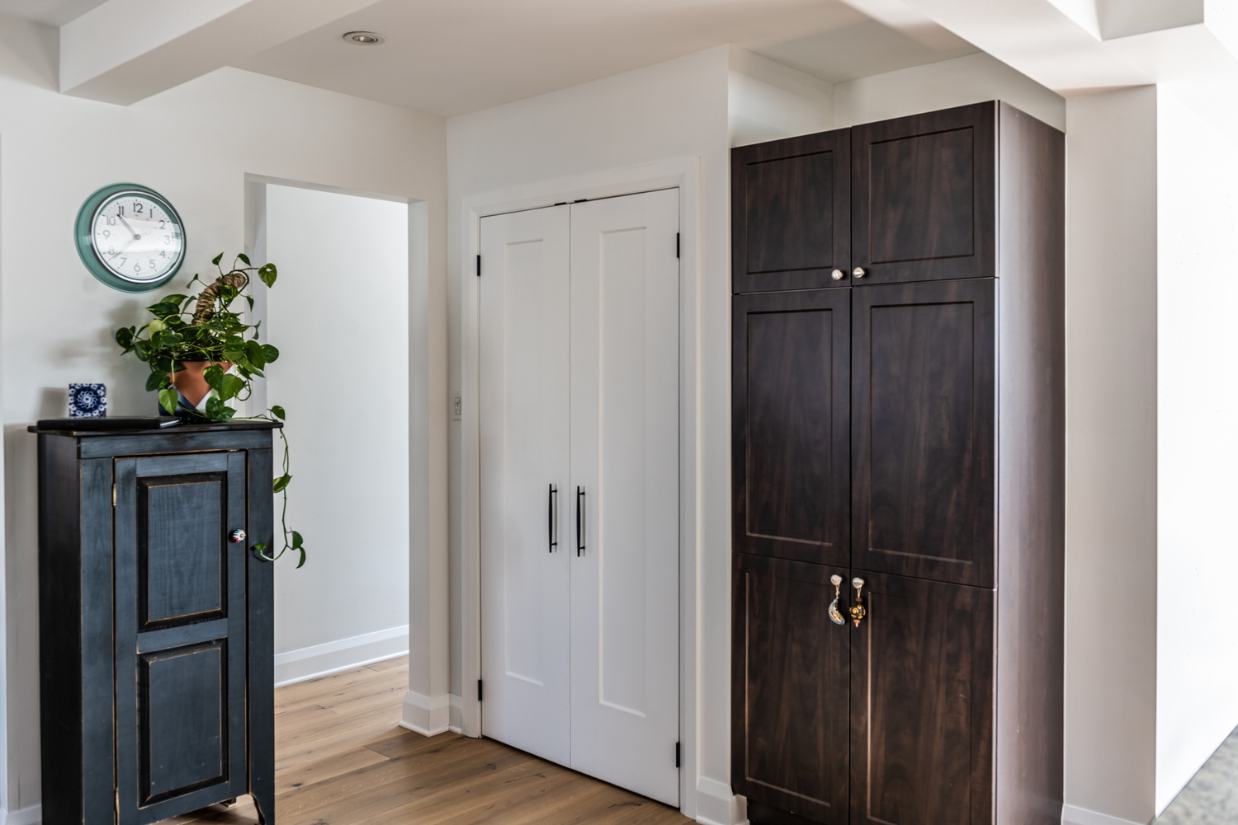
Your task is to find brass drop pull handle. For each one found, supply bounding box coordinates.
[849,577,867,627]
[828,574,846,626]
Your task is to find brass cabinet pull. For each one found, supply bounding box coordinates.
[828,574,846,626]
[849,577,867,627]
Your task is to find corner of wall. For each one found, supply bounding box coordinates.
[726,47,833,147]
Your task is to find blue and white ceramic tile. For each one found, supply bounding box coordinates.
[68,383,107,418]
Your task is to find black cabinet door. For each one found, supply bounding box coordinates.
[851,279,995,587]
[114,452,248,824]
[849,572,993,825]
[732,130,851,293]
[852,102,995,284]
[733,289,849,567]
[733,554,849,824]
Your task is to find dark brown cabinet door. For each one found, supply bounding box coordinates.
[733,289,849,567]
[733,554,850,824]
[733,130,851,293]
[850,572,994,825]
[114,452,249,824]
[852,102,995,284]
[851,279,995,587]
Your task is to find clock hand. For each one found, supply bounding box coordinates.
[116,213,140,241]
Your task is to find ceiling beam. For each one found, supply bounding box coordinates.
[60,0,385,104]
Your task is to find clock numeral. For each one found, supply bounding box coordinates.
[106,215,117,226]
[100,229,111,239]
[159,220,167,230]
[159,250,167,258]
[133,202,144,215]
[117,206,124,217]
[119,257,127,267]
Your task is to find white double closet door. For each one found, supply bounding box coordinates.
[479,189,680,806]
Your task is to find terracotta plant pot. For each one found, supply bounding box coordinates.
[170,360,232,408]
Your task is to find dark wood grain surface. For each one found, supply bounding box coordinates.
[733,289,850,567]
[993,102,1066,825]
[849,573,994,825]
[732,130,851,293]
[851,278,995,587]
[733,554,849,824]
[852,102,995,284]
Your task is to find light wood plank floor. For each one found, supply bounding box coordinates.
[166,657,690,825]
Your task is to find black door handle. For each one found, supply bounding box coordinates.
[576,486,586,557]
[548,484,558,553]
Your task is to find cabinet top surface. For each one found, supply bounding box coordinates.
[28,419,282,438]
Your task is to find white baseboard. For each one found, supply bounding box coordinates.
[1062,804,1150,825]
[448,693,465,734]
[400,689,452,736]
[695,777,745,825]
[4,804,41,825]
[274,625,408,687]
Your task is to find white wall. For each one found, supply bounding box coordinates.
[727,48,832,147]
[0,14,445,815]
[1154,78,1238,814]
[1062,86,1159,825]
[263,184,411,684]
[831,51,1065,131]
[447,44,733,822]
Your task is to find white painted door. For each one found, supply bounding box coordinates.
[569,189,681,805]
[479,205,572,766]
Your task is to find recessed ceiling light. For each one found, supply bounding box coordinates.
[342,31,385,45]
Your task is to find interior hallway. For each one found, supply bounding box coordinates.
[165,658,688,824]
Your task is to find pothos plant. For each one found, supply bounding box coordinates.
[115,252,307,567]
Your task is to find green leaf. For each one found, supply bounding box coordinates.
[272,473,292,493]
[145,372,168,392]
[237,252,251,266]
[217,374,245,401]
[258,263,277,288]
[158,388,179,415]
[245,339,267,368]
[115,327,134,349]
[204,397,236,422]
[251,542,270,561]
[211,253,223,266]
[291,530,304,549]
[270,405,286,420]
[261,344,279,363]
[296,547,307,569]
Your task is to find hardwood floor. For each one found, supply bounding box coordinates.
[165,658,690,825]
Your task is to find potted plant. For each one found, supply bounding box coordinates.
[115,252,307,566]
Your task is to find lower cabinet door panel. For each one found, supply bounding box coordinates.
[733,554,849,824]
[850,572,994,825]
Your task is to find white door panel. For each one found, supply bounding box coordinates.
[479,205,571,766]
[569,189,680,805]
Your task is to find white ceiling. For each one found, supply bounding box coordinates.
[237,0,975,116]
[0,0,105,26]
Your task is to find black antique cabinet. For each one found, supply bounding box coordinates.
[31,421,277,825]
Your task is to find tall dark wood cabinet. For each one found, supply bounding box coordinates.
[32,422,278,825]
[732,101,1064,825]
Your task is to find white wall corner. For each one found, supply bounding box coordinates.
[401,690,452,737]
[695,777,745,825]
[273,625,408,688]
[1061,804,1151,825]
[4,804,41,825]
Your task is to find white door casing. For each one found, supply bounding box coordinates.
[479,204,572,766]
[568,190,681,805]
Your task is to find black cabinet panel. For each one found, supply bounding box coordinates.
[851,279,995,587]
[140,474,227,627]
[140,642,227,801]
[733,290,849,567]
[733,554,849,824]
[853,103,995,284]
[850,573,993,825]
[733,130,851,293]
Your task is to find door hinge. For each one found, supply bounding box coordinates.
[476,254,482,277]
[675,741,681,768]
[675,232,681,259]
[477,678,484,702]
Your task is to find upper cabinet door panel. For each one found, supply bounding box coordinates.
[852,279,995,587]
[853,102,995,284]
[732,130,851,293]
[733,289,850,567]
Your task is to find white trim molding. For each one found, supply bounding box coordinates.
[401,690,452,737]
[273,625,408,687]
[4,804,41,825]
[695,777,745,825]
[1062,804,1151,825]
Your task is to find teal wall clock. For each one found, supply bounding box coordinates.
[75,183,187,292]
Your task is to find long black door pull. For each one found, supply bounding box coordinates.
[576,486,586,556]
[548,484,558,553]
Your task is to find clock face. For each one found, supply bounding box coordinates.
[76,184,187,292]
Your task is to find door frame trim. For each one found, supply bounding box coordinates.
[458,156,701,818]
